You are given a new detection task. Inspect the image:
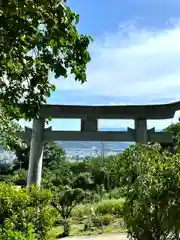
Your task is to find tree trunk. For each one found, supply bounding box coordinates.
[175,231,179,240]
[63,218,69,237]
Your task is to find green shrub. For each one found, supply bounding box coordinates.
[102,214,113,226]
[91,213,113,228]
[0,182,55,240]
[83,218,93,231]
[95,199,124,216]
[72,204,92,218]
[0,219,35,240]
[91,215,103,228]
[121,144,180,240]
[110,188,125,199]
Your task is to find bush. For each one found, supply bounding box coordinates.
[91,215,103,228]
[83,218,93,231]
[0,182,55,240]
[0,219,35,240]
[102,214,113,226]
[72,204,92,219]
[91,213,113,229]
[110,188,125,199]
[95,199,124,216]
[121,144,180,240]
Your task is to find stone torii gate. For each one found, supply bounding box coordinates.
[18,101,180,186]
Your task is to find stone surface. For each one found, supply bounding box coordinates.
[27,118,45,186]
[34,101,180,119]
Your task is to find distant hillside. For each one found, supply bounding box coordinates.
[57,127,134,154]
[57,141,131,152]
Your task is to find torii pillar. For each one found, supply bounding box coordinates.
[27,118,45,187]
[128,118,148,144]
[135,118,148,144]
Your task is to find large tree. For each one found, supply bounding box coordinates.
[0,0,92,119]
[12,140,66,171]
[0,106,24,149]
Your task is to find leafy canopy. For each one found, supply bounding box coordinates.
[0,0,92,119]
[51,186,86,237]
[0,106,25,149]
[120,144,180,240]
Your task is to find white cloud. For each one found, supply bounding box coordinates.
[21,22,180,132]
[48,21,180,130]
[51,21,180,101]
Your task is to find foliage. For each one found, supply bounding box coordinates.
[43,141,66,170]
[52,186,86,237]
[0,218,35,240]
[42,161,74,189]
[0,0,92,119]
[0,182,55,240]
[106,188,124,199]
[163,122,180,153]
[12,144,27,172]
[95,199,124,217]
[71,203,93,219]
[11,169,27,185]
[91,213,113,228]
[68,156,119,193]
[12,141,65,172]
[120,144,180,240]
[72,172,94,190]
[0,106,25,150]
[0,161,12,173]
[102,214,113,226]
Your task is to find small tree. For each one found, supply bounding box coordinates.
[51,186,86,237]
[120,144,180,240]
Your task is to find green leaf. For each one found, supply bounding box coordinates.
[45,91,51,97]
[75,14,80,24]
[50,84,56,92]
[49,39,55,47]
[54,62,67,78]
[7,59,13,68]
[20,35,25,41]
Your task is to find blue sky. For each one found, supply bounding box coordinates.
[23,0,180,131]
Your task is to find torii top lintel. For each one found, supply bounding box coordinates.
[32,101,180,120]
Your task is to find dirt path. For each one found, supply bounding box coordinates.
[67,233,128,240]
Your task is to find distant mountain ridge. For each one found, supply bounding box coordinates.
[0,127,162,157]
[57,127,134,154]
[57,127,162,155]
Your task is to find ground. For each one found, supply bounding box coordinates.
[66,233,128,240]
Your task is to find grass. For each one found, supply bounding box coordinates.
[48,198,126,239]
[48,222,126,240]
[0,174,12,181]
